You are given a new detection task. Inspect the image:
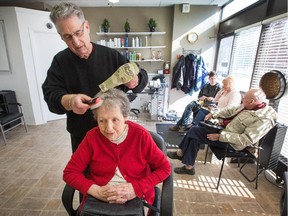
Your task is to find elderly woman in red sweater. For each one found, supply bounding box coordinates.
[63,88,171,215]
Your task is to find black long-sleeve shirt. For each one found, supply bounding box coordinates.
[42,43,148,136]
[198,82,221,99]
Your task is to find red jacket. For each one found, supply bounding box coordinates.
[63,121,171,205]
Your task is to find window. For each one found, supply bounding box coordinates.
[216,16,288,158]
[251,17,288,158]
[216,36,233,81]
[229,26,261,91]
[221,0,260,21]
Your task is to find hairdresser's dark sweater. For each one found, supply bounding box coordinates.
[42,43,148,137]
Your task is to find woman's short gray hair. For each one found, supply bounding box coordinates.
[49,2,85,24]
[92,88,131,120]
[223,75,235,86]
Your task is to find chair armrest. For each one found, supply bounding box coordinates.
[0,102,22,106]
[246,143,263,150]
[160,162,174,216]
[0,102,23,113]
[62,184,77,216]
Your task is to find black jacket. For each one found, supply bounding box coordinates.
[171,55,185,90]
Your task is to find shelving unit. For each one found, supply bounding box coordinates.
[133,59,163,62]
[101,46,166,49]
[96,32,166,36]
[96,31,166,62]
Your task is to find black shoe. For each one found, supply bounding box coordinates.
[169,125,180,131]
[167,151,183,161]
[174,166,195,175]
[178,124,193,133]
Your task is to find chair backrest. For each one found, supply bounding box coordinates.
[0,105,5,114]
[240,91,246,103]
[0,95,8,114]
[0,92,19,114]
[148,131,173,216]
[259,123,287,169]
[127,92,138,102]
[149,131,167,155]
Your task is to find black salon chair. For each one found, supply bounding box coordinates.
[0,101,27,145]
[62,131,173,216]
[127,92,140,117]
[204,124,280,189]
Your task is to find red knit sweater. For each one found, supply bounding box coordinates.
[63,121,171,205]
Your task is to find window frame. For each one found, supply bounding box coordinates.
[216,15,288,159]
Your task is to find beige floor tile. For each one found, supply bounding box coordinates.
[0,117,284,215]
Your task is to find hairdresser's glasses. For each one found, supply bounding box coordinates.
[61,21,85,42]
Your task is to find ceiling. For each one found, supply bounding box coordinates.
[2,0,232,7]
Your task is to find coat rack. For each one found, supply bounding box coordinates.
[182,48,202,55]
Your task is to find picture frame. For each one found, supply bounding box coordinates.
[0,20,11,72]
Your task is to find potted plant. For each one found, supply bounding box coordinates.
[124,19,130,33]
[148,18,157,32]
[101,18,110,33]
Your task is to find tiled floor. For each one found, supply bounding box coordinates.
[0,115,284,215]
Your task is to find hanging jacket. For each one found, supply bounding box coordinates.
[193,56,209,92]
[171,53,208,95]
[171,55,185,90]
[182,54,197,94]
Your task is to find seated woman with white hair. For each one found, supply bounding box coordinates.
[180,75,242,132]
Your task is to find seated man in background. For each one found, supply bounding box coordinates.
[183,75,242,132]
[167,88,277,175]
[170,71,221,132]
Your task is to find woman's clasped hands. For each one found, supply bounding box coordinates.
[88,183,136,204]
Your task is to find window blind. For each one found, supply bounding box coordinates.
[229,26,261,92]
[251,17,288,158]
[215,36,234,81]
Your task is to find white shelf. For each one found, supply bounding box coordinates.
[112,46,165,49]
[96,31,166,62]
[131,59,164,62]
[96,32,166,36]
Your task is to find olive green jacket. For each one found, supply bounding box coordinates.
[211,104,277,151]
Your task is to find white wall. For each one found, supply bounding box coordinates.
[0,7,65,125]
[0,7,34,122]
[169,5,220,116]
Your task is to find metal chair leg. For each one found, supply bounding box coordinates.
[239,148,263,189]
[239,158,264,189]
[204,145,209,164]
[216,157,225,189]
[0,125,7,145]
[22,116,28,132]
